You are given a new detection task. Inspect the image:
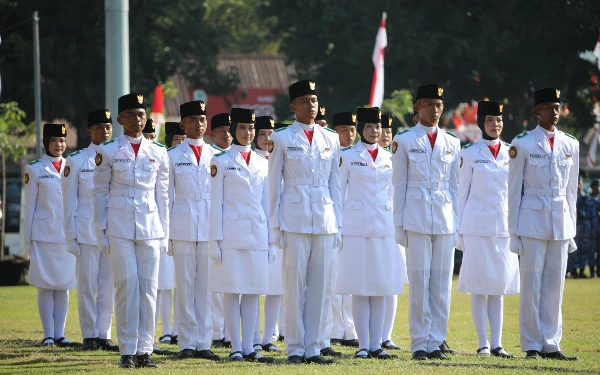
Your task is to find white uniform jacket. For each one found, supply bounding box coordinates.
[62,145,98,245]
[93,134,169,240]
[167,139,219,242]
[391,124,460,234]
[458,140,510,238]
[23,156,67,243]
[340,142,394,237]
[208,147,270,250]
[508,126,578,241]
[268,122,342,234]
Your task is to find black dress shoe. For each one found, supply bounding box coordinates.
[178,349,195,359]
[136,353,157,368]
[244,351,275,363]
[320,347,343,357]
[286,355,304,364]
[119,355,136,368]
[491,347,515,359]
[152,345,169,355]
[194,349,220,361]
[262,343,281,352]
[228,351,243,361]
[40,337,54,346]
[354,348,370,359]
[525,350,541,359]
[541,351,578,361]
[370,348,398,359]
[97,338,119,352]
[341,339,359,347]
[428,350,450,360]
[381,340,402,350]
[330,338,342,346]
[223,340,232,348]
[304,355,335,364]
[439,340,455,355]
[212,339,224,348]
[82,338,99,351]
[170,335,178,345]
[411,350,428,360]
[54,337,78,348]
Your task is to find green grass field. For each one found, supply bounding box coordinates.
[0,277,599,374]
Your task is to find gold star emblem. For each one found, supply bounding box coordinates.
[105,110,111,119]
[200,102,206,111]
[309,81,316,90]
[61,125,66,135]
[320,107,325,115]
[437,87,444,97]
[556,89,560,98]
[351,114,356,123]
[137,95,144,104]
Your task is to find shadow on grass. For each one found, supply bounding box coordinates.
[419,361,597,374]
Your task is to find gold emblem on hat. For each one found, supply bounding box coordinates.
[95,153,103,166]
[437,87,444,97]
[228,115,231,122]
[200,102,206,111]
[391,141,398,154]
[378,111,382,120]
[556,89,560,98]
[270,119,275,127]
[320,107,325,115]
[267,140,274,153]
[105,110,111,119]
[210,165,217,178]
[61,125,66,135]
[151,123,155,131]
[498,104,503,112]
[309,81,316,90]
[137,95,144,104]
[64,166,70,177]
[251,113,256,122]
[351,114,357,123]
[388,117,392,126]
[24,173,29,184]
[509,146,517,159]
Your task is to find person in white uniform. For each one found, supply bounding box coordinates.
[93,93,170,368]
[207,108,275,363]
[210,113,233,153]
[251,116,284,353]
[269,80,342,365]
[167,101,221,361]
[508,88,579,361]
[337,107,406,359]
[62,110,118,352]
[457,101,519,358]
[24,123,77,348]
[391,84,460,361]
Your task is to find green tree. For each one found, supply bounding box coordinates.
[0,102,35,259]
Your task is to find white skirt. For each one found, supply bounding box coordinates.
[28,241,77,290]
[265,247,283,295]
[208,249,269,295]
[158,254,175,290]
[458,235,520,295]
[336,236,405,296]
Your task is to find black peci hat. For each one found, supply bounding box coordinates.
[478,101,504,117]
[180,101,206,119]
[415,84,444,101]
[43,123,67,137]
[381,114,393,129]
[333,112,356,127]
[534,88,561,106]
[165,121,185,135]
[289,80,317,102]
[88,109,113,127]
[230,108,255,124]
[315,105,327,121]
[143,119,155,134]
[255,116,275,131]
[356,107,381,124]
[211,113,231,129]
[118,93,145,113]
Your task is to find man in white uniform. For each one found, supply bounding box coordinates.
[168,101,221,361]
[392,84,460,361]
[508,87,578,361]
[62,109,118,352]
[93,93,170,368]
[269,80,342,365]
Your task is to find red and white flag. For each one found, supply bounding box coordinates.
[594,31,600,70]
[368,12,387,108]
[150,84,165,138]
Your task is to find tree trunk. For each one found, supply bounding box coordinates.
[1,151,6,260]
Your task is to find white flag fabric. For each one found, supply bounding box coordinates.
[594,31,600,70]
[587,129,599,168]
[369,13,387,108]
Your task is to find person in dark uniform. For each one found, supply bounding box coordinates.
[590,179,600,278]
[569,176,597,278]
[315,105,328,128]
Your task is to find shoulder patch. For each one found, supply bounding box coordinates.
[152,141,166,148]
[341,146,353,151]
[102,139,115,145]
[323,127,336,133]
[254,151,267,159]
[28,159,41,165]
[215,151,226,158]
[395,128,411,136]
[503,141,511,147]
[462,142,474,149]
[516,131,528,139]
[274,126,288,132]
[445,131,458,139]
[563,132,577,141]
[68,150,82,157]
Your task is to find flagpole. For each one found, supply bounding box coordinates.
[32,11,42,158]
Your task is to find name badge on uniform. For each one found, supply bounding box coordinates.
[39,175,55,179]
[287,147,303,152]
[80,169,94,173]
[351,162,368,166]
[529,154,546,159]
[409,149,426,153]
[149,158,156,163]
[226,167,241,171]
[176,163,193,166]
[474,160,491,163]
[114,159,130,163]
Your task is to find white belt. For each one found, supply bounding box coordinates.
[109,188,153,197]
[284,177,329,187]
[176,192,211,201]
[407,181,449,190]
[524,187,566,197]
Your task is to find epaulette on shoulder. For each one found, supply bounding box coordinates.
[153,141,166,148]
[516,131,528,139]
[395,128,411,136]
[167,145,177,151]
[254,151,267,159]
[503,141,511,147]
[445,131,458,139]
[323,127,336,133]
[341,146,353,152]
[102,139,115,146]
[28,159,41,165]
[212,145,223,151]
[563,132,577,141]
[382,146,391,153]
[68,150,82,157]
[462,142,474,149]
[215,151,226,158]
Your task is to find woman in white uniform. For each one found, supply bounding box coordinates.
[23,123,77,347]
[457,101,519,358]
[207,108,274,363]
[337,108,406,359]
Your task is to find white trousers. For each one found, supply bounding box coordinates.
[76,244,114,339]
[210,293,227,340]
[405,231,454,353]
[331,294,356,339]
[283,232,333,357]
[519,237,568,353]
[173,240,212,351]
[108,237,160,355]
